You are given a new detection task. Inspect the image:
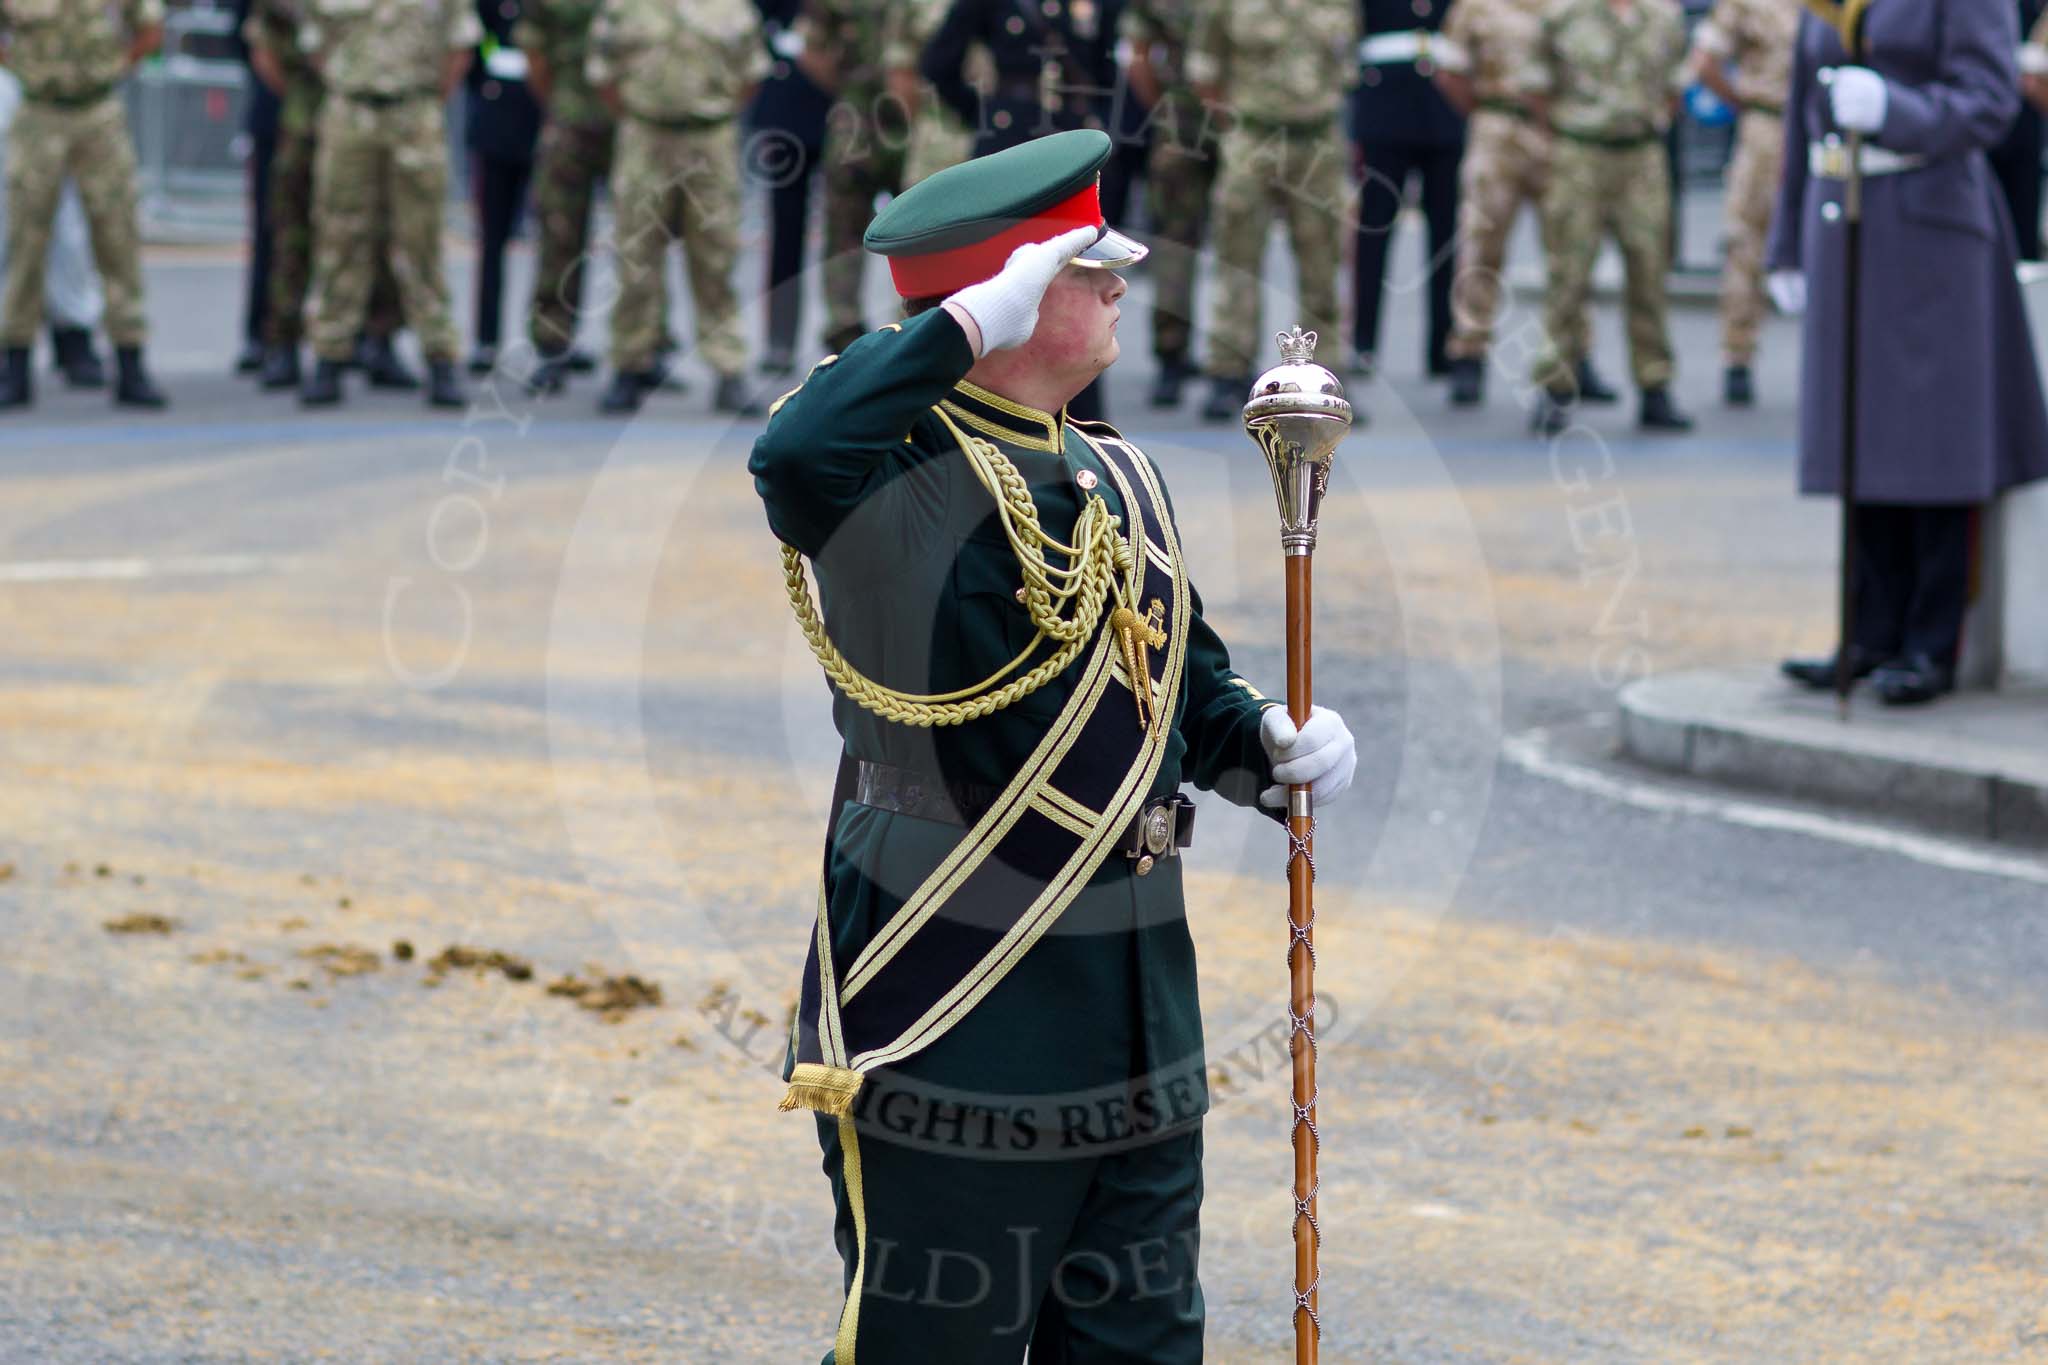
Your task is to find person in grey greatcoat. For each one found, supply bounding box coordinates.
[1769,0,2048,705]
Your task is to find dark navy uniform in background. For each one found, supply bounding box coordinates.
[748,0,832,373]
[1350,0,1464,376]
[1990,0,2045,259]
[465,0,543,369]
[235,0,279,371]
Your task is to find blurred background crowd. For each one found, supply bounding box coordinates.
[2,0,2046,427]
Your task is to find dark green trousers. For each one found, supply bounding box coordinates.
[815,1112,1205,1362]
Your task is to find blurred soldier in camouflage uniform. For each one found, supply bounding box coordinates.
[519,0,612,393]
[1125,0,1216,409]
[1188,0,1357,422]
[1688,0,1794,407]
[1432,0,1613,408]
[894,0,972,187]
[588,0,766,415]
[299,0,477,409]
[802,0,908,356]
[1521,0,1692,434]
[0,0,167,410]
[244,0,410,393]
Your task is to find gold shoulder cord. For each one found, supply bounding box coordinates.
[780,406,1139,727]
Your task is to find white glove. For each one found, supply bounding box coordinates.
[1767,270,1807,316]
[1258,705,1357,808]
[1825,65,1888,133]
[942,226,1099,354]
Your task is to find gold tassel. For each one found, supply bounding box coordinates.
[779,1063,865,1116]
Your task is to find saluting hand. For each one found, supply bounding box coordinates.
[1258,706,1358,809]
[942,226,1101,356]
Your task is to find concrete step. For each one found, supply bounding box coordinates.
[1619,667,2048,849]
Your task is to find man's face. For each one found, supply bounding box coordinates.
[1026,264,1127,384]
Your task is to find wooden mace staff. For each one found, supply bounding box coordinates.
[1242,326,1353,1365]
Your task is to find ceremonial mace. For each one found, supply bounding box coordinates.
[1242,327,1352,1364]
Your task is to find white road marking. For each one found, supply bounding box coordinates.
[0,554,283,584]
[1503,725,2048,888]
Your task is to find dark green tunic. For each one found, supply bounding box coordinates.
[750,308,1277,1143]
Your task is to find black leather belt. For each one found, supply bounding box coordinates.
[853,759,1195,872]
[1553,126,1660,149]
[342,88,436,108]
[28,84,115,109]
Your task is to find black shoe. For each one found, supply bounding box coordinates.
[1428,350,1452,379]
[467,345,498,376]
[0,346,32,410]
[259,344,301,391]
[527,350,571,396]
[234,337,264,374]
[598,371,650,414]
[758,345,795,378]
[1448,357,1484,407]
[358,334,419,390]
[1149,362,1189,409]
[425,359,466,409]
[1350,349,1376,380]
[51,325,106,389]
[1201,375,1245,423]
[300,358,345,407]
[1575,358,1619,405]
[1530,388,1574,437]
[1724,365,1754,407]
[1780,646,1887,691]
[565,347,598,374]
[1638,387,1693,432]
[113,347,167,409]
[713,373,765,417]
[1872,653,1956,707]
[649,350,690,394]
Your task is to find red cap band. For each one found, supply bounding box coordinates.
[886,182,1102,299]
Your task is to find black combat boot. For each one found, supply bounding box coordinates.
[300,358,345,406]
[1200,375,1246,423]
[234,336,264,374]
[528,348,571,396]
[113,348,167,409]
[259,344,301,390]
[1447,357,1484,407]
[566,346,598,373]
[425,359,466,409]
[1530,387,1574,437]
[1638,386,1694,432]
[1723,365,1754,407]
[713,372,764,417]
[358,333,419,389]
[598,370,651,414]
[50,325,106,389]
[1575,357,1619,404]
[0,346,31,410]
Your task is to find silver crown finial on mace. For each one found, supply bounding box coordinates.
[1242,327,1352,557]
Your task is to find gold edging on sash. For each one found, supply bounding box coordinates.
[832,1111,868,1362]
[840,626,1117,1000]
[1029,792,1099,840]
[851,433,1189,1072]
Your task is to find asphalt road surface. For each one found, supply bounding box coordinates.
[4,234,2046,1364]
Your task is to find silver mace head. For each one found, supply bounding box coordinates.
[1242,327,1352,556]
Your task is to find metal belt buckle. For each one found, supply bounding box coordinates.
[1129,798,1182,877]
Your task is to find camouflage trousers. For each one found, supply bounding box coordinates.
[1203,118,1346,381]
[1719,111,1782,366]
[268,82,402,348]
[609,115,745,376]
[308,93,460,362]
[1446,110,1587,362]
[1145,129,1218,364]
[528,116,616,356]
[1,95,145,347]
[1532,138,1671,391]
[822,105,908,350]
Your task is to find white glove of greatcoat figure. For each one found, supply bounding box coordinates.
[1826,65,1888,133]
[941,226,1100,354]
[1259,705,1358,808]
